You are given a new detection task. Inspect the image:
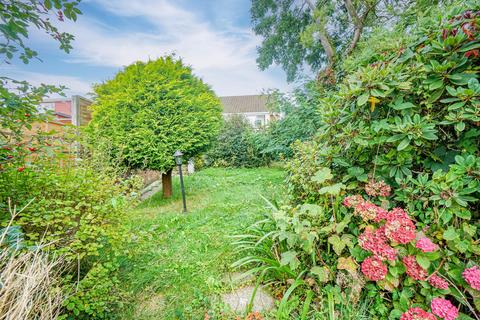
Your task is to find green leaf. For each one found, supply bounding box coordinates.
[280,251,299,270]
[311,266,330,283]
[428,88,444,103]
[455,209,471,219]
[357,93,369,106]
[311,167,333,184]
[459,42,480,52]
[443,227,459,241]
[319,183,345,195]
[455,122,465,132]
[328,235,346,255]
[371,88,385,97]
[337,256,357,274]
[386,134,405,142]
[397,138,410,151]
[463,223,476,236]
[429,79,444,90]
[448,101,466,110]
[392,102,416,110]
[347,166,367,181]
[299,204,322,216]
[449,73,476,86]
[446,86,457,96]
[416,254,431,270]
[425,251,441,261]
[455,240,470,253]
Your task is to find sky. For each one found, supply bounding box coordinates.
[4,0,293,98]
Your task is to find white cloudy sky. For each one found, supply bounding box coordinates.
[3,0,292,97]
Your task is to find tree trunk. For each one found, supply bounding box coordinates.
[162,169,173,198]
[305,0,336,82]
[305,0,336,68]
[343,0,373,57]
[345,24,363,56]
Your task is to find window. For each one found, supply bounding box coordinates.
[254,115,265,128]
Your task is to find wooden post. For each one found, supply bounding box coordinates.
[162,168,173,198]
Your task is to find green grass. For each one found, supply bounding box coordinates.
[117,167,285,319]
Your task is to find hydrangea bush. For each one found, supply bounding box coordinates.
[344,180,479,319]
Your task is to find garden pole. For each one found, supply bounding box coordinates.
[178,162,187,213]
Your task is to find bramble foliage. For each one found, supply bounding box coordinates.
[237,2,480,319]
[0,140,141,319]
[206,115,270,168]
[87,56,222,173]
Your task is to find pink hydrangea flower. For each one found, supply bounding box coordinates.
[385,217,416,244]
[373,207,389,222]
[343,195,363,208]
[358,227,397,261]
[428,274,449,289]
[431,298,458,320]
[361,256,388,281]
[354,201,385,221]
[374,207,410,223]
[402,255,428,281]
[400,307,436,320]
[365,179,391,197]
[463,266,480,290]
[416,237,437,252]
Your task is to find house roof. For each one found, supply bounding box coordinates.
[220,95,270,114]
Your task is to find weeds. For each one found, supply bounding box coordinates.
[0,201,65,320]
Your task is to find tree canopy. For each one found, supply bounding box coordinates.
[250,0,442,82]
[87,56,222,176]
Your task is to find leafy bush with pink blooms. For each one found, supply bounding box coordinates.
[236,2,480,319]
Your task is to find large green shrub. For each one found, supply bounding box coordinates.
[238,3,480,319]
[206,115,270,168]
[87,56,222,196]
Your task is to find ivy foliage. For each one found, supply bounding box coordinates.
[87,56,222,171]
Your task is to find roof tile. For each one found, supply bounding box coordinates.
[220,95,269,113]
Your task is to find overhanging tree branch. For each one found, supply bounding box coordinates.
[344,0,376,56]
[304,0,336,67]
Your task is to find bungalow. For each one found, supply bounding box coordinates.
[219,94,281,128]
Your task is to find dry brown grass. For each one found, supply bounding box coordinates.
[0,201,65,320]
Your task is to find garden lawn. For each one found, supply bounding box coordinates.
[118,167,285,319]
